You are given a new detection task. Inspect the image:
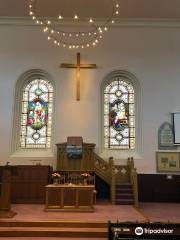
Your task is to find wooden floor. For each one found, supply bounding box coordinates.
[0,201,180,238]
[0,201,141,238]
[4,201,145,222]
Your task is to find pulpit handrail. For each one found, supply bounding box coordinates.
[128,158,139,208]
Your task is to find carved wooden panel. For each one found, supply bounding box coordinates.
[56,143,95,171]
[0,167,11,211]
[10,165,51,203]
[45,184,95,211]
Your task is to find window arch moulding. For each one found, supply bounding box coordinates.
[10,69,56,159]
[100,70,142,162]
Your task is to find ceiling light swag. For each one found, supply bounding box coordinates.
[29,0,120,49]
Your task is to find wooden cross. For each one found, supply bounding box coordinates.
[61,53,97,101]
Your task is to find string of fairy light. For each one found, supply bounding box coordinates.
[29,0,120,49]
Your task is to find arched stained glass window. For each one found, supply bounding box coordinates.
[20,78,54,149]
[104,78,135,149]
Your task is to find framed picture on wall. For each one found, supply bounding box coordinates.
[156,152,180,172]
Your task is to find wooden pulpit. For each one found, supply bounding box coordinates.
[56,141,95,171]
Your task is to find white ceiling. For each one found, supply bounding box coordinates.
[0,0,180,19]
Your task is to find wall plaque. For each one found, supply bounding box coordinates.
[158,122,177,150]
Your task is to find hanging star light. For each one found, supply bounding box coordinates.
[29,0,120,49]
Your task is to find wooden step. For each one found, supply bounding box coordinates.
[116,183,131,186]
[0,220,107,228]
[116,184,132,189]
[116,187,133,192]
[0,227,108,238]
[116,193,134,199]
[0,220,108,238]
[116,199,134,205]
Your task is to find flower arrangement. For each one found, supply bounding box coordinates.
[81,172,91,178]
[52,172,61,179]
[81,173,91,185]
[52,172,61,184]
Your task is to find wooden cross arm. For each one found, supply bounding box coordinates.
[80,64,97,69]
[61,63,97,69]
[61,64,78,68]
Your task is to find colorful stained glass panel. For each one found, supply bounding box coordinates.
[20,79,53,149]
[104,78,135,149]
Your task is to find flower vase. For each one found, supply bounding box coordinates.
[53,178,59,185]
[83,178,88,185]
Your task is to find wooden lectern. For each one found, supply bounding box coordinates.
[56,140,95,171]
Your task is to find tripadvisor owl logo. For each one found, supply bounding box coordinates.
[135,227,144,236]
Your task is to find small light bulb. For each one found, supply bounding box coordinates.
[98,27,102,33]
[86,44,90,47]
[54,40,57,44]
[116,4,119,8]
[47,21,51,25]
[89,18,93,23]
[81,45,84,49]
[43,27,48,32]
[48,36,51,40]
[81,33,85,36]
[104,27,108,31]
[51,30,54,34]
[69,33,72,37]
[76,33,79,37]
[58,15,63,20]
[29,11,33,15]
[116,11,119,15]
[32,16,36,20]
[112,20,115,24]
[74,14,79,20]
[88,32,91,36]
[63,33,66,36]
[63,44,66,48]
[92,42,96,46]
[73,45,76,48]
[29,5,32,8]
[95,39,99,43]
[69,45,72,49]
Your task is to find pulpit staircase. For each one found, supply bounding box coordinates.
[94,154,139,208]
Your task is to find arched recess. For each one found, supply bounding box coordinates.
[100,70,142,161]
[11,69,56,158]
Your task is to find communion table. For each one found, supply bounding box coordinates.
[45,184,95,212]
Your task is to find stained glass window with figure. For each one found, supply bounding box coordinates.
[104,78,135,149]
[20,79,53,148]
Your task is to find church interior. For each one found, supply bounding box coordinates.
[0,0,180,239]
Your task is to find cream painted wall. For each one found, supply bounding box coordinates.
[0,24,180,173]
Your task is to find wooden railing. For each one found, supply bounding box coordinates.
[94,153,139,207]
[110,157,138,208]
[128,157,139,208]
[94,153,113,184]
[94,153,116,204]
